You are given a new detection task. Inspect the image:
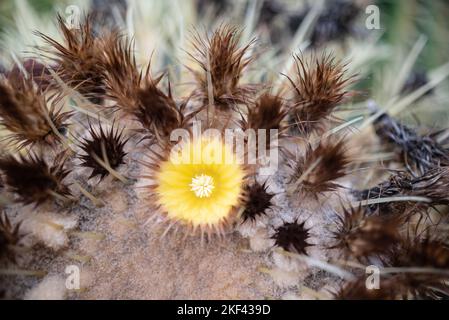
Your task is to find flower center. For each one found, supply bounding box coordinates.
[190,174,215,198]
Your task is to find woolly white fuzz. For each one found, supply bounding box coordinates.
[24,275,66,300]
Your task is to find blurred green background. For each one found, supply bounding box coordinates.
[376,0,449,69]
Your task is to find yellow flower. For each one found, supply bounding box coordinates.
[152,136,245,234]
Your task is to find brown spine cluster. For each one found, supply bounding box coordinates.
[0,212,23,265]
[78,122,129,180]
[329,205,402,261]
[239,93,287,149]
[37,15,106,104]
[0,72,71,150]
[0,153,72,207]
[240,181,275,223]
[102,33,192,142]
[287,139,350,197]
[285,53,355,137]
[188,25,257,110]
[272,220,312,255]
